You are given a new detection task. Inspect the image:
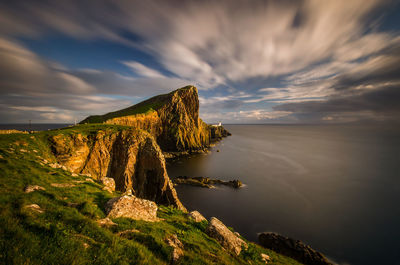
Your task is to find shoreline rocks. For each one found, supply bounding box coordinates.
[172,176,242,189]
[258,232,333,265]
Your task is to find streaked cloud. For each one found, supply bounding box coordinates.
[0,0,399,123]
[121,61,166,78]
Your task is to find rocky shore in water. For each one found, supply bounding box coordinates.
[258,233,333,265]
[171,176,243,188]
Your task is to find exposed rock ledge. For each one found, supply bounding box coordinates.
[258,232,333,265]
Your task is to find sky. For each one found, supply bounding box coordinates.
[0,0,399,124]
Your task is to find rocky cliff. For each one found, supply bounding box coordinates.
[80,85,228,152]
[49,128,185,211]
[49,86,232,211]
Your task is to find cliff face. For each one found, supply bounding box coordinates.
[80,86,227,152]
[155,86,210,151]
[105,112,162,137]
[49,129,185,211]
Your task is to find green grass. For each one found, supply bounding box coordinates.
[0,130,302,265]
[80,94,166,124]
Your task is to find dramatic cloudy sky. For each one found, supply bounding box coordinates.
[1,0,399,124]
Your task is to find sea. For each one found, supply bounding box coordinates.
[166,124,400,265]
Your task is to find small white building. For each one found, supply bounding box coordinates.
[212,121,222,127]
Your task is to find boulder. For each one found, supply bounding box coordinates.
[105,195,159,222]
[165,234,184,263]
[100,177,115,193]
[206,217,247,255]
[258,232,332,265]
[227,180,242,188]
[189,211,207,222]
[261,253,270,264]
[96,217,117,227]
[24,185,45,193]
[24,204,44,213]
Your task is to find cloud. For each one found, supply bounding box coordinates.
[39,112,75,122]
[0,38,133,122]
[122,61,166,78]
[0,0,399,123]
[9,106,58,112]
[0,0,391,87]
[201,109,292,124]
[274,81,400,123]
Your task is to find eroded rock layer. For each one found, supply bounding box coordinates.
[49,129,185,211]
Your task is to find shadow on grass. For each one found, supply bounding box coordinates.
[129,233,170,262]
[92,191,113,213]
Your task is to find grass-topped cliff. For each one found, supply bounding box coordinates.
[80,87,174,124]
[80,86,224,152]
[0,128,302,265]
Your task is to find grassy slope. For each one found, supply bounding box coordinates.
[80,88,177,124]
[0,127,302,265]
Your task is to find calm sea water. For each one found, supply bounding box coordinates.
[0,124,72,131]
[166,124,400,265]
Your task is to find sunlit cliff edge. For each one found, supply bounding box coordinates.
[81,85,230,153]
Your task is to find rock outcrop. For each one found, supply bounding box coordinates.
[188,211,207,222]
[210,126,231,141]
[165,234,184,263]
[96,218,117,227]
[258,232,332,265]
[105,195,159,222]
[105,112,162,137]
[24,185,45,193]
[172,176,242,189]
[206,217,248,255]
[154,86,211,152]
[261,253,271,264]
[48,129,185,211]
[24,204,44,213]
[100,177,115,193]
